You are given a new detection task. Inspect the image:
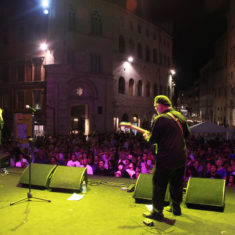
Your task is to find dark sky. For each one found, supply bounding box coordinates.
[137,0,229,91]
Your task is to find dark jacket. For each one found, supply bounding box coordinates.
[148,109,190,169]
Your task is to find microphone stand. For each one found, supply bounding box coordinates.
[10,110,51,206]
[10,155,51,206]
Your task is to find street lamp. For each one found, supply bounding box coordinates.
[128,56,134,63]
[39,42,48,51]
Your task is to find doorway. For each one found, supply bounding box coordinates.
[70,105,86,134]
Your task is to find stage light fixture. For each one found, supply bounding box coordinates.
[25,105,36,112]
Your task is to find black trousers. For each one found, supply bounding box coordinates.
[152,165,185,213]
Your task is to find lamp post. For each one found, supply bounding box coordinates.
[169,69,176,101]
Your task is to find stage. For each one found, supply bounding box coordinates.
[0,167,235,235]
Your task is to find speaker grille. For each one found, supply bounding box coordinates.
[19,163,57,187]
[185,177,226,210]
[49,166,87,191]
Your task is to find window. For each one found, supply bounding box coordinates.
[118,77,125,94]
[17,90,24,110]
[153,84,158,96]
[129,79,134,96]
[32,57,44,81]
[137,24,142,34]
[146,82,150,97]
[68,6,76,31]
[137,43,142,59]
[159,52,162,65]
[90,54,102,73]
[67,49,75,64]
[33,91,42,110]
[137,80,142,96]
[17,61,25,82]
[145,45,150,62]
[91,11,102,35]
[0,64,9,83]
[119,35,126,53]
[97,106,103,114]
[153,49,157,64]
[128,39,135,53]
[167,56,170,68]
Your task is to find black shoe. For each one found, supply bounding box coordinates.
[143,211,164,221]
[173,206,181,216]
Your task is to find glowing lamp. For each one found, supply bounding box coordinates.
[25,105,36,112]
[40,42,48,51]
[42,0,49,8]
[128,56,134,63]
[43,9,49,15]
[170,69,176,75]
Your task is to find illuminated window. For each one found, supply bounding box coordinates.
[32,57,44,81]
[33,91,42,110]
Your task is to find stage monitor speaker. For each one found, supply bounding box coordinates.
[185,177,226,211]
[49,166,87,191]
[0,152,10,168]
[133,173,170,204]
[19,163,57,187]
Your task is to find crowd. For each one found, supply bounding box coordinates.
[1,132,235,186]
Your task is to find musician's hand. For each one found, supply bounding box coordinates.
[143,131,150,140]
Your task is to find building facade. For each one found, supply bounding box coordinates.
[0,0,174,136]
[199,0,235,127]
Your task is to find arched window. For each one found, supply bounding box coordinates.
[145,45,150,62]
[118,77,125,94]
[129,79,134,96]
[119,35,126,53]
[153,49,157,64]
[153,83,158,96]
[146,82,150,97]
[137,43,142,59]
[91,11,102,35]
[121,113,129,122]
[138,80,142,96]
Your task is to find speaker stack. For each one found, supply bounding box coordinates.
[19,163,87,192]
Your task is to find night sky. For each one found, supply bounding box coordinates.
[136,0,229,91]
